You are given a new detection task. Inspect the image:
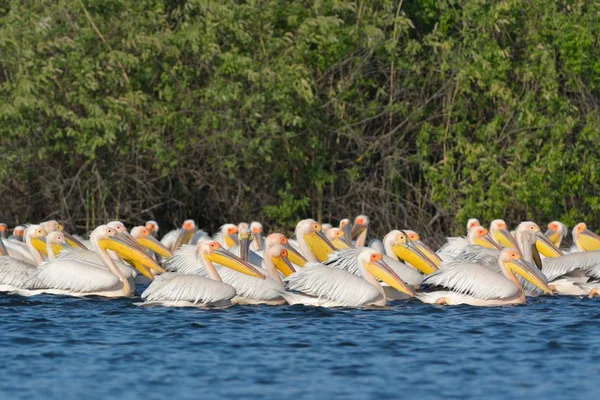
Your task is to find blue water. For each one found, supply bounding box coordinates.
[1,288,598,400]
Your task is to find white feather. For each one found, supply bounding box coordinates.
[31,260,121,293]
[0,256,38,289]
[542,251,600,281]
[141,273,235,304]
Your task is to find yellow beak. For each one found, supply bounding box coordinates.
[493,229,518,248]
[473,234,501,249]
[576,229,600,251]
[272,256,296,277]
[63,232,87,249]
[544,229,560,246]
[32,237,48,255]
[508,258,553,295]
[392,242,438,274]
[207,248,265,279]
[137,236,173,258]
[304,231,336,262]
[364,259,415,297]
[535,232,563,258]
[100,236,165,278]
[285,243,307,267]
[414,240,442,267]
[173,228,194,251]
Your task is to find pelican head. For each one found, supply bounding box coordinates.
[384,230,438,274]
[265,244,296,277]
[573,222,600,252]
[466,218,480,232]
[544,221,567,247]
[12,225,25,242]
[131,226,173,258]
[490,219,518,248]
[326,227,353,249]
[250,221,265,251]
[26,225,48,254]
[339,218,352,240]
[404,230,442,266]
[295,219,336,262]
[238,227,253,261]
[238,222,249,231]
[498,248,552,295]
[145,220,159,237]
[350,215,369,240]
[92,225,164,279]
[0,223,7,239]
[45,231,69,259]
[197,240,265,279]
[517,222,562,258]
[358,249,415,297]
[220,223,239,249]
[107,221,139,248]
[265,233,307,267]
[468,226,501,249]
[41,220,86,248]
[173,219,196,251]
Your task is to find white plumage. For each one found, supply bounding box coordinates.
[31,260,121,293]
[281,263,382,307]
[422,261,520,300]
[141,273,235,306]
[541,251,600,281]
[0,256,37,290]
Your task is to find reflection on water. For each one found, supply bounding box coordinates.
[1,287,598,400]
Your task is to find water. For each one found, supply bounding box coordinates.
[1,289,598,400]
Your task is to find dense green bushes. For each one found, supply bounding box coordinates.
[1,0,599,243]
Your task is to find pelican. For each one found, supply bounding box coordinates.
[350,215,369,247]
[404,230,442,267]
[572,223,600,251]
[9,225,25,242]
[161,219,196,252]
[384,230,439,274]
[544,221,568,248]
[295,219,336,262]
[417,248,552,306]
[216,237,296,305]
[238,222,249,231]
[145,220,159,237]
[339,218,351,241]
[437,218,483,260]
[40,220,86,248]
[0,223,7,239]
[130,226,173,259]
[0,225,48,292]
[490,219,518,248]
[141,240,265,307]
[45,231,70,260]
[326,228,354,250]
[467,218,480,230]
[29,225,161,297]
[255,233,307,268]
[215,224,239,250]
[250,221,265,251]
[280,248,415,307]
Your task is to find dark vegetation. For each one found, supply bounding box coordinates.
[1,0,600,244]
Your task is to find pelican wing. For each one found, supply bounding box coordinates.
[423,261,518,300]
[4,241,36,264]
[31,260,120,292]
[216,266,283,301]
[437,237,469,256]
[543,251,600,281]
[56,248,135,279]
[142,273,235,304]
[456,246,500,270]
[283,263,381,307]
[0,257,37,288]
[324,249,423,286]
[160,229,180,251]
[163,245,207,276]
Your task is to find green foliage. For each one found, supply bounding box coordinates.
[1,0,599,242]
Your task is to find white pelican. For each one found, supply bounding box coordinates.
[467,218,480,230]
[326,228,354,250]
[161,219,196,252]
[130,226,173,259]
[214,223,239,250]
[255,233,307,268]
[0,223,7,239]
[350,215,369,247]
[0,225,48,292]
[544,221,568,248]
[417,248,552,306]
[436,218,483,260]
[141,240,265,307]
[383,230,439,274]
[572,223,600,251]
[404,230,442,267]
[250,221,265,251]
[145,220,159,237]
[30,225,161,297]
[295,219,337,262]
[8,225,25,242]
[322,223,333,233]
[490,219,518,248]
[339,218,351,241]
[280,248,415,307]
[40,220,86,249]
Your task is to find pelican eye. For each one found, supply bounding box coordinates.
[281,249,288,258]
[370,253,382,262]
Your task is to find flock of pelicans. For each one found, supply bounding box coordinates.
[0,216,599,308]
